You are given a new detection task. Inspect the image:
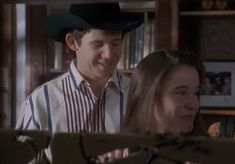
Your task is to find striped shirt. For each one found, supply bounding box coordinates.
[15,60,130,161]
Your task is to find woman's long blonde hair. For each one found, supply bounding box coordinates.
[122,50,206,135]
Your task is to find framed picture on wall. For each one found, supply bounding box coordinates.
[200,61,235,108]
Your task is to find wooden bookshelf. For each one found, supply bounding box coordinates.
[0,0,154,5]
[175,1,235,119]
[177,2,235,61]
[180,10,235,16]
[201,109,235,116]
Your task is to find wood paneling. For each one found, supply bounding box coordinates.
[25,5,47,95]
[199,17,235,60]
[155,0,179,49]
[1,0,154,5]
[155,0,171,49]
[0,5,14,128]
[179,16,235,60]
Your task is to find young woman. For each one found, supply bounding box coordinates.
[122,49,206,135]
[97,50,207,164]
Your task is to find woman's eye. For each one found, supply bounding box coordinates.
[176,91,187,96]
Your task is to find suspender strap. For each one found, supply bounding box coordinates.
[117,72,124,127]
[119,90,124,127]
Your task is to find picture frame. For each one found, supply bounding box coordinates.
[200,61,235,108]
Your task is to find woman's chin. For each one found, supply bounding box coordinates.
[181,124,193,134]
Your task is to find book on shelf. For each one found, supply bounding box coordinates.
[117,12,155,71]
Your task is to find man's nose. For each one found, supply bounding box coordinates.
[102,45,114,59]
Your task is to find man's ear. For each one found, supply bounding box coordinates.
[65,33,78,51]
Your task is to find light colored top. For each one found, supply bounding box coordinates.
[15,60,130,161]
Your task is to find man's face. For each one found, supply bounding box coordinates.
[75,29,123,81]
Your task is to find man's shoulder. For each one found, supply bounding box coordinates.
[118,72,131,83]
[117,71,130,79]
[117,72,131,92]
[27,72,69,99]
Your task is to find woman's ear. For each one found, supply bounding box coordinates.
[65,33,78,51]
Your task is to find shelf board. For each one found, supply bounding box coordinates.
[1,0,154,5]
[120,1,155,12]
[180,10,235,16]
[121,8,154,13]
[200,109,235,116]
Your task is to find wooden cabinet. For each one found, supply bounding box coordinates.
[174,0,235,116]
[179,5,235,61]
[171,0,235,135]
[169,0,235,57]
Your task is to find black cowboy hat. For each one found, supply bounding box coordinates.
[44,3,144,42]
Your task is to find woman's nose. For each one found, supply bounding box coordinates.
[186,96,199,111]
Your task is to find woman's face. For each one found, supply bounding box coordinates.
[154,65,200,134]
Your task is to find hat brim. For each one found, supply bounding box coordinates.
[44,13,144,42]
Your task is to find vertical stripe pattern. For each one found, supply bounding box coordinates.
[29,96,40,129]
[15,61,130,163]
[62,77,106,133]
[117,72,124,127]
[44,86,52,134]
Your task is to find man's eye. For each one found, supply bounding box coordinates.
[112,40,121,46]
[91,42,103,48]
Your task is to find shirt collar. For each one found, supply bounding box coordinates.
[68,60,84,90]
[109,69,124,92]
[68,60,123,92]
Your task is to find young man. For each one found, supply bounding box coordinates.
[15,2,143,162]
